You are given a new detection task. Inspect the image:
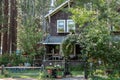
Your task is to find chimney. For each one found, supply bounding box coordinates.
[49,0,55,13]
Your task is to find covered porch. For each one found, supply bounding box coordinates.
[42,35,82,61]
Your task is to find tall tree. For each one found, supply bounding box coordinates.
[55,0,66,7]
[2,0,9,54]
[9,0,17,53]
[0,0,3,50]
[70,0,120,77]
[17,0,50,55]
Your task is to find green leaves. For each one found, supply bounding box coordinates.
[62,34,77,57]
[70,8,96,27]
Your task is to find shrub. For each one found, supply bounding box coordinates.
[69,65,84,71]
[0,53,27,66]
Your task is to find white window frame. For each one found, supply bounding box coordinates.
[67,19,75,32]
[57,20,65,33]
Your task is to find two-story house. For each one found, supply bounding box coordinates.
[42,0,82,64]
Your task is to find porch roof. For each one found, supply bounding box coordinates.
[42,36,66,44]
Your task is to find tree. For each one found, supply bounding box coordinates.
[0,0,3,50]
[70,0,120,78]
[18,19,43,56]
[9,0,17,53]
[2,0,9,54]
[17,0,50,56]
[55,0,66,7]
[62,34,76,76]
[0,0,17,54]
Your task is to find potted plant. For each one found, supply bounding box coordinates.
[54,65,63,79]
[46,66,57,78]
[46,66,54,74]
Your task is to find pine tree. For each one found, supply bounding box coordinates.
[2,0,9,54]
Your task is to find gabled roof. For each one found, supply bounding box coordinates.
[45,0,73,18]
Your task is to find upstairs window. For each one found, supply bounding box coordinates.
[57,20,65,33]
[67,20,75,32]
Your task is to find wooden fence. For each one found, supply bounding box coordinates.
[0,66,42,74]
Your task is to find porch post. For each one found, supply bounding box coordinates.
[74,44,76,56]
[60,44,63,56]
[43,47,46,62]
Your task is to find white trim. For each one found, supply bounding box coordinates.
[42,43,61,45]
[67,19,75,32]
[57,20,65,33]
[45,0,72,18]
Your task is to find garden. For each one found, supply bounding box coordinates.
[1,0,120,80]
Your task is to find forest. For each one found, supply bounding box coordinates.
[0,0,66,54]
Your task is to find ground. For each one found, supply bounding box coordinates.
[0,77,86,80]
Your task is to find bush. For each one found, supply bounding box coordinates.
[38,71,47,80]
[0,53,27,66]
[69,65,84,71]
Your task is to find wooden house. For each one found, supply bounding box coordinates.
[42,0,82,66]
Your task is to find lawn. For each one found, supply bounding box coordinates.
[1,69,40,79]
[1,69,120,80]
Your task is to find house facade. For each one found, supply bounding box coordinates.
[42,0,82,63]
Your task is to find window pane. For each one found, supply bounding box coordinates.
[57,20,65,33]
[67,20,75,32]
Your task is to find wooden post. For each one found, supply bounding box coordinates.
[1,65,4,75]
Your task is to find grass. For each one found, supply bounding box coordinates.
[0,69,41,79]
[71,71,84,76]
[1,69,120,80]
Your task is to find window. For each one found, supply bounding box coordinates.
[57,20,65,33]
[67,20,75,32]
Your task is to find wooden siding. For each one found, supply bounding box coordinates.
[50,9,71,36]
[46,1,78,36]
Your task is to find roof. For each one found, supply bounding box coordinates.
[45,0,73,18]
[42,35,66,44]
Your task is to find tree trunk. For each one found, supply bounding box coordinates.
[2,0,9,54]
[9,0,17,53]
[0,0,2,50]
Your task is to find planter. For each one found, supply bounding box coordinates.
[46,66,63,78]
[57,75,62,79]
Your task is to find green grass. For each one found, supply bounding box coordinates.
[71,71,84,76]
[0,69,41,79]
[1,69,120,80]
[0,75,6,78]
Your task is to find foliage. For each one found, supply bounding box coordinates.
[18,18,43,56]
[70,65,84,71]
[45,65,63,70]
[70,0,120,74]
[62,34,77,57]
[38,71,47,80]
[0,53,27,66]
[17,0,50,57]
[55,0,66,7]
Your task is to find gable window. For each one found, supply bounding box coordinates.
[67,20,75,32]
[57,20,65,33]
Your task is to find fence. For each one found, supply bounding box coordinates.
[0,66,42,74]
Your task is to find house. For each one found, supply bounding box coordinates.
[42,0,82,66]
